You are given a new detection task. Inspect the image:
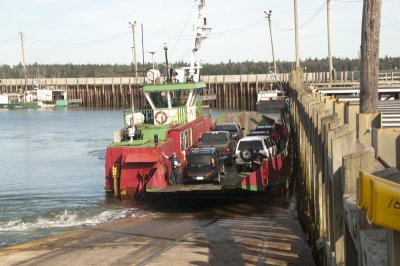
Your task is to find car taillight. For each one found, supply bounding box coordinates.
[226,146,231,152]
[207,172,213,177]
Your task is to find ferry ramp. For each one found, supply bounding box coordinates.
[0,195,314,266]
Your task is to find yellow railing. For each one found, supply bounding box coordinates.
[358,171,400,231]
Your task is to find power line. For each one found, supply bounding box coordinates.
[14,1,337,50]
[209,20,265,36]
[26,31,130,47]
[271,1,327,31]
[170,5,194,57]
[300,1,327,28]
[0,37,19,45]
[333,0,362,3]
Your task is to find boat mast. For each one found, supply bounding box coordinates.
[19,32,27,92]
[265,10,277,74]
[188,0,211,82]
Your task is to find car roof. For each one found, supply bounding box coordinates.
[217,123,239,126]
[256,125,274,129]
[238,136,270,142]
[247,131,270,136]
[204,130,230,135]
[189,147,216,154]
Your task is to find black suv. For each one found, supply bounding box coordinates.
[185,147,224,184]
[248,125,280,144]
[197,131,236,165]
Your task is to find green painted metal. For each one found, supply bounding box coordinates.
[108,124,170,148]
[0,102,39,109]
[143,81,206,92]
[56,100,68,107]
[177,106,187,124]
[141,125,170,141]
[196,101,203,117]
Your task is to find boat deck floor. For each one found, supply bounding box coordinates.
[148,166,251,193]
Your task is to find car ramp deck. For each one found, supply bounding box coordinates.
[146,168,253,193]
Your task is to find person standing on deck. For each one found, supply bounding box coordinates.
[163,152,182,185]
[251,149,267,171]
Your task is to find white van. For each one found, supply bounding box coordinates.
[234,135,277,171]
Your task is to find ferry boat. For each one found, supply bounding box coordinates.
[104,0,293,198]
[104,0,213,198]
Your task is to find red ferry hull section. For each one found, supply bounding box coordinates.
[105,115,213,198]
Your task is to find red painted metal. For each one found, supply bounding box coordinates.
[234,114,292,192]
[105,114,213,198]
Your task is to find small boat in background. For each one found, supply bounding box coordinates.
[0,93,38,109]
[0,87,81,109]
[35,88,80,107]
[256,85,287,113]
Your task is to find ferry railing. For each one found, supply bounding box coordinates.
[123,106,190,127]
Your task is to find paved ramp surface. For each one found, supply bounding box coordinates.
[0,196,314,266]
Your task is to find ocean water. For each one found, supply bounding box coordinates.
[0,108,158,247]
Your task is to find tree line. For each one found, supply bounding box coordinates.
[1,56,399,79]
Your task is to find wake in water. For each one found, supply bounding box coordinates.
[0,207,158,247]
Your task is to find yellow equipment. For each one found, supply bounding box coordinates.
[358,171,400,232]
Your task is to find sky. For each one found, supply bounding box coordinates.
[0,0,399,66]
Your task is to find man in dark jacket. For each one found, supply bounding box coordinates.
[251,149,267,171]
[163,152,182,185]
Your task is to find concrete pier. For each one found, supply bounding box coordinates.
[290,69,400,265]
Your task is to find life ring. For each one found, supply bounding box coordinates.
[155,111,168,124]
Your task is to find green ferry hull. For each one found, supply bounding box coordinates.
[55,100,80,107]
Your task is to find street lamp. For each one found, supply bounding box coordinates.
[147,51,156,69]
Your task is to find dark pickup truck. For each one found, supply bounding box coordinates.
[213,123,244,141]
[197,131,236,165]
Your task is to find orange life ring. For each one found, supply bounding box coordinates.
[155,111,168,124]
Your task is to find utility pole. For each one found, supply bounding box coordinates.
[265,10,277,74]
[294,0,300,68]
[129,21,138,78]
[327,0,334,81]
[19,32,27,90]
[141,23,145,72]
[360,0,381,113]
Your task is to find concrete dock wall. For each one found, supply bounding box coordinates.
[289,70,400,266]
